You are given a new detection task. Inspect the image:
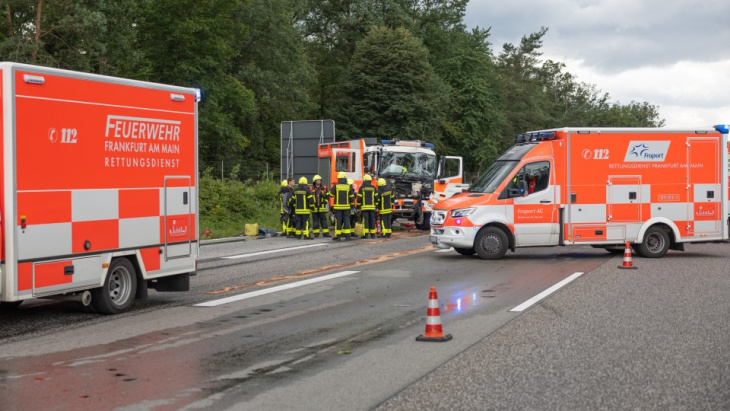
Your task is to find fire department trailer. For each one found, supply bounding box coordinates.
[430,126,730,259]
[0,63,199,313]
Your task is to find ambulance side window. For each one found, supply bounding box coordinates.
[509,161,550,197]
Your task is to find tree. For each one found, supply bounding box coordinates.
[340,26,445,139]
[134,0,256,166]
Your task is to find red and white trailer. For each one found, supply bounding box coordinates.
[0,63,199,313]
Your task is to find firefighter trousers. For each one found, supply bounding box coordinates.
[294,214,311,237]
[361,210,376,236]
[380,213,392,236]
[312,211,329,236]
[333,209,351,238]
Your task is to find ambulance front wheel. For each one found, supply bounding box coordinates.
[92,258,137,314]
[475,227,509,260]
[636,226,670,258]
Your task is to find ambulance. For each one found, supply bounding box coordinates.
[430,126,730,259]
[0,63,199,313]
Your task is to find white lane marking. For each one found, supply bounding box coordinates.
[194,271,361,307]
[222,243,326,259]
[509,272,584,312]
[434,247,454,253]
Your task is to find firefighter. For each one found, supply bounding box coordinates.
[330,172,354,240]
[289,176,314,239]
[286,177,296,237]
[377,178,394,238]
[278,179,293,235]
[357,174,378,239]
[311,175,331,237]
[348,178,357,237]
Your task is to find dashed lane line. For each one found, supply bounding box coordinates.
[194,270,361,307]
[509,272,584,312]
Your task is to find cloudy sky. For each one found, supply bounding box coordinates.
[464,0,730,127]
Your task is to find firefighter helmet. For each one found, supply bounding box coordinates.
[299,176,308,184]
[313,174,322,182]
[337,171,346,179]
[281,179,287,187]
[363,174,372,181]
[377,178,386,186]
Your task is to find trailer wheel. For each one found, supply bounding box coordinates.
[454,247,476,256]
[92,258,137,314]
[474,227,508,260]
[636,226,670,258]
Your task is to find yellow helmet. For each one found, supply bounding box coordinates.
[347,179,354,185]
[337,171,346,179]
[299,176,308,184]
[281,179,287,187]
[377,178,386,186]
[313,174,322,182]
[363,174,372,181]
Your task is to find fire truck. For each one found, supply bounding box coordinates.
[317,138,467,229]
[430,126,730,259]
[0,63,199,313]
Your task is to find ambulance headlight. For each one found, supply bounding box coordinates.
[450,207,475,218]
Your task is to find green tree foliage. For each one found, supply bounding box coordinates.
[0,0,665,175]
[341,26,444,139]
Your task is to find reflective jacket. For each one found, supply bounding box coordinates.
[289,184,314,215]
[357,181,377,211]
[311,183,331,212]
[330,178,354,210]
[377,185,394,214]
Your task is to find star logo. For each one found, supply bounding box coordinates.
[629,144,649,157]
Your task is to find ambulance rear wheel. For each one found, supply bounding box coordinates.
[454,247,476,256]
[0,301,22,311]
[636,226,670,258]
[475,227,508,260]
[92,258,137,314]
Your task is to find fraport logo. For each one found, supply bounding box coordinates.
[623,141,670,162]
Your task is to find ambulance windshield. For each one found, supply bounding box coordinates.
[468,161,518,193]
[468,143,537,193]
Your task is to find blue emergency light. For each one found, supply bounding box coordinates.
[380,139,435,149]
[714,124,729,134]
[536,131,557,140]
[515,134,526,142]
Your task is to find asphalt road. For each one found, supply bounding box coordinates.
[379,243,730,410]
[1,234,726,410]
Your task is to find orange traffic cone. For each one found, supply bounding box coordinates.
[416,287,453,342]
[618,241,637,269]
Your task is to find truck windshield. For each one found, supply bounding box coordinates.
[379,152,436,179]
[468,143,537,193]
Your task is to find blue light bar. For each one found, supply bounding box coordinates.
[714,124,729,134]
[537,131,557,140]
[424,143,435,149]
[381,139,393,145]
[515,134,526,142]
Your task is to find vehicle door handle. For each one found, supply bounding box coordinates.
[540,200,552,204]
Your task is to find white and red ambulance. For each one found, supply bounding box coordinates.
[430,126,729,259]
[0,63,199,313]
